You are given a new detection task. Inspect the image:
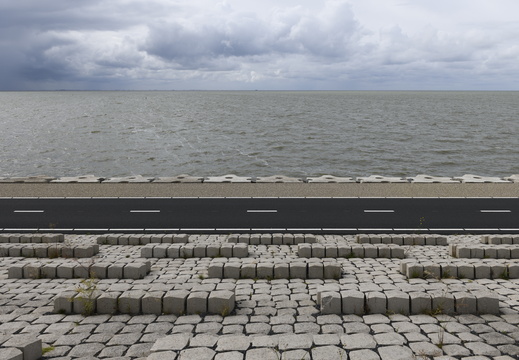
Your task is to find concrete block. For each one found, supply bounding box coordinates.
[56,264,74,279]
[381,235,392,244]
[220,243,233,258]
[501,236,513,245]
[474,264,491,279]
[54,291,76,314]
[324,263,341,279]
[424,235,436,246]
[128,235,141,245]
[403,235,414,246]
[208,290,235,315]
[340,290,364,315]
[224,263,241,279]
[282,234,294,245]
[9,235,20,244]
[179,244,194,258]
[118,235,129,245]
[488,236,501,245]
[61,246,74,258]
[305,234,316,243]
[366,292,387,314]
[391,235,404,245]
[497,248,511,259]
[163,290,189,315]
[441,263,457,278]
[508,263,519,279]
[294,234,305,245]
[141,234,153,244]
[386,291,410,315]
[457,264,475,279]
[298,244,312,258]
[97,235,108,244]
[308,263,323,279]
[119,290,144,315]
[491,263,507,279]
[470,247,485,259]
[240,263,256,279]
[227,234,238,244]
[364,245,377,258]
[430,291,455,315]
[249,234,260,245]
[272,233,283,245]
[485,248,497,258]
[514,236,519,245]
[3,334,42,360]
[208,262,223,278]
[141,245,154,258]
[162,234,174,244]
[274,263,289,279]
[75,245,95,258]
[89,262,109,279]
[106,234,119,245]
[187,291,208,314]
[193,245,206,258]
[107,263,124,279]
[325,245,338,258]
[167,245,180,258]
[124,263,147,279]
[153,244,169,258]
[260,234,272,245]
[23,264,40,279]
[377,246,391,258]
[173,234,189,243]
[257,263,274,279]
[232,243,248,258]
[290,262,307,279]
[73,265,89,279]
[357,235,369,244]
[511,247,519,258]
[351,245,364,258]
[238,234,250,244]
[0,348,23,360]
[21,246,35,258]
[142,291,164,315]
[458,245,473,257]
[73,289,100,315]
[391,247,405,259]
[207,244,221,258]
[8,247,21,257]
[423,263,441,279]
[436,236,448,246]
[320,291,341,314]
[474,291,499,314]
[312,244,325,258]
[338,244,352,258]
[413,236,425,246]
[453,292,477,314]
[42,263,58,278]
[410,292,431,314]
[46,245,60,258]
[406,263,423,279]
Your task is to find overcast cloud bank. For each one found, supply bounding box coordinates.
[1,0,518,90]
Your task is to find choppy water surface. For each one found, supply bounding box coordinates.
[0,91,517,177]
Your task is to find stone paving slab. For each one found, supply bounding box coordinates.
[0,233,519,359]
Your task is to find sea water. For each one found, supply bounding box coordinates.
[0,91,518,177]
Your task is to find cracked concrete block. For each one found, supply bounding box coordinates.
[163,289,189,315]
[410,292,431,314]
[366,292,387,314]
[474,291,499,314]
[3,334,42,360]
[232,243,248,258]
[290,262,307,279]
[187,291,208,314]
[386,291,410,315]
[320,291,341,314]
[224,263,241,279]
[308,263,324,279]
[324,263,341,279]
[142,291,164,315]
[257,263,274,279]
[54,291,76,314]
[453,292,477,314]
[430,291,455,315]
[208,290,235,315]
[340,290,364,315]
[274,263,289,279]
[240,263,256,279]
[119,290,144,315]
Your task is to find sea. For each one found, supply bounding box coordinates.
[0,91,518,178]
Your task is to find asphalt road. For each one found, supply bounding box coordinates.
[0,197,518,234]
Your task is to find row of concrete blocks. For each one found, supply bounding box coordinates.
[450,243,519,259]
[0,233,64,243]
[141,243,248,259]
[298,243,405,259]
[54,288,235,316]
[481,234,519,245]
[0,335,42,360]
[0,243,99,258]
[356,234,447,246]
[97,233,189,245]
[208,259,341,280]
[317,287,499,315]
[227,233,316,245]
[8,260,151,280]
[400,260,519,280]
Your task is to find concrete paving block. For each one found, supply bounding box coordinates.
[153,244,169,258]
[97,235,108,244]
[282,234,294,245]
[173,234,189,243]
[457,264,475,279]
[410,292,431,314]
[497,247,511,259]
[305,234,317,243]
[167,245,180,258]
[238,234,250,244]
[3,334,42,360]
[255,175,302,183]
[491,263,507,279]
[485,248,497,258]
[97,292,120,314]
[471,247,485,259]
[257,263,274,279]
[424,263,441,279]
[46,245,60,258]
[118,235,129,245]
[337,244,352,258]
[357,235,370,244]
[119,290,145,315]
[54,291,76,314]
[249,234,260,245]
[474,291,499,314]
[141,245,154,258]
[74,245,95,258]
[340,290,365,315]
[241,263,256,279]
[312,244,325,258]
[471,258,490,276]
[430,291,455,315]
[23,264,40,279]
[232,243,248,258]
[73,289,100,315]
[294,234,305,245]
[366,292,387,314]
[425,235,437,246]
[260,234,272,245]
[207,244,221,258]
[453,292,477,314]
[42,263,58,279]
[142,291,164,315]
[377,246,391,258]
[364,245,378,258]
[369,235,381,244]
[163,290,189,315]
[406,263,423,279]
[413,236,425,246]
[290,262,307,279]
[193,245,207,258]
[510,247,519,258]
[208,262,224,278]
[9,235,21,244]
[73,265,89,279]
[60,246,74,258]
[205,174,252,183]
[56,263,75,279]
[187,291,208,314]
[308,263,323,279]
[298,244,312,258]
[436,236,448,245]
[180,244,194,258]
[107,263,124,279]
[357,175,407,183]
[441,263,457,278]
[161,234,174,243]
[208,290,235,315]
[21,246,35,258]
[8,246,21,257]
[219,243,233,258]
[154,174,203,183]
[224,263,241,279]
[52,175,103,183]
[380,235,392,244]
[272,233,283,245]
[325,245,338,258]
[306,175,355,183]
[508,264,519,279]
[0,348,23,360]
[403,235,414,246]
[106,234,120,245]
[124,263,147,279]
[386,291,410,315]
[324,263,341,279]
[351,244,364,258]
[227,234,238,244]
[274,263,289,279]
[320,291,341,314]
[391,235,404,245]
[514,236,519,244]
[391,247,405,259]
[501,236,513,244]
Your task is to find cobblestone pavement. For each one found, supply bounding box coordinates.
[1,234,519,359]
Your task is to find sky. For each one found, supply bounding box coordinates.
[1,0,519,90]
